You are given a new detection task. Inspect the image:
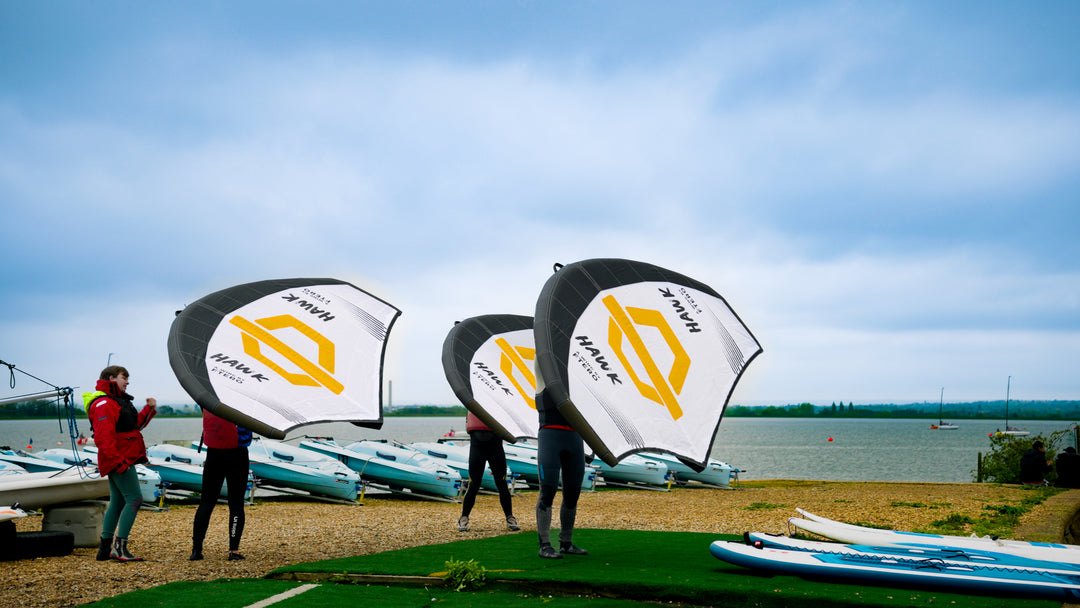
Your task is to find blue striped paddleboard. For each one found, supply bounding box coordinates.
[746,532,1080,575]
[791,508,1080,566]
[710,537,1080,602]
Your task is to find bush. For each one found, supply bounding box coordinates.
[443,557,488,591]
[974,427,1074,483]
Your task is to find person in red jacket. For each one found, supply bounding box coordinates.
[190,408,252,561]
[83,365,157,562]
[457,411,519,532]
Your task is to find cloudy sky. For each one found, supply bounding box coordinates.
[2,2,1078,409]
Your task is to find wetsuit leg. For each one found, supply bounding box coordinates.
[488,441,514,517]
[536,428,562,546]
[558,437,585,547]
[460,439,490,518]
[192,447,228,551]
[225,448,248,552]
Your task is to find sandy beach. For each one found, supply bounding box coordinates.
[2,481,1072,608]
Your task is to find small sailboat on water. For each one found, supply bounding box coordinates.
[929,387,958,430]
[997,376,1030,437]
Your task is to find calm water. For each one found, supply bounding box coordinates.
[3,416,1075,483]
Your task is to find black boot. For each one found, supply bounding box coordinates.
[96,537,113,561]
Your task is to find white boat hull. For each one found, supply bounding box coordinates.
[596,454,669,486]
[0,470,110,510]
[245,439,360,501]
[640,452,733,487]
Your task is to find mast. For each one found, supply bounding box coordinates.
[939,387,944,424]
[1005,375,1012,428]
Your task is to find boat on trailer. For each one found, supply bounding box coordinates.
[639,451,735,487]
[145,444,253,498]
[241,439,361,502]
[408,441,508,491]
[499,439,599,490]
[300,439,461,500]
[595,453,669,488]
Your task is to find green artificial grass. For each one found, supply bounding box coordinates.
[267,529,1059,608]
[80,578,646,608]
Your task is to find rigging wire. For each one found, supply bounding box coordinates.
[1,358,96,478]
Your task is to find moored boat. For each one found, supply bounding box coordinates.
[930,387,959,430]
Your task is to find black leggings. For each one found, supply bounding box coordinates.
[192,447,248,552]
[536,427,584,510]
[536,427,585,546]
[460,436,513,518]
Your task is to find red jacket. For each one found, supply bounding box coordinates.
[465,412,490,432]
[83,379,155,475]
[201,409,252,449]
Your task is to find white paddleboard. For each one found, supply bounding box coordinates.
[791,508,1080,566]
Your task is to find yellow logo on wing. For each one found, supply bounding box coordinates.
[602,295,689,420]
[495,337,536,409]
[230,314,344,394]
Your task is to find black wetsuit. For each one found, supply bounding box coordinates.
[191,411,251,557]
[536,388,585,549]
[192,447,249,552]
[461,430,514,518]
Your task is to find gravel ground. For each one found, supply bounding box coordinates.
[1,481,1062,608]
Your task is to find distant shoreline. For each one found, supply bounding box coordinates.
[3,399,1080,421]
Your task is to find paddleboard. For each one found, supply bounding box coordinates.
[791,508,1080,566]
[710,538,1080,602]
[746,532,1080,574]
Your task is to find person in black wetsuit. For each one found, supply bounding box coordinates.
[190,408,251,561]
[535,386,587,559]
[1056,447,1080,488]
[1019,440,1053,486]
[457,411,519,532]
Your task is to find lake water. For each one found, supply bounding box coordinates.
[3,416,1074,483]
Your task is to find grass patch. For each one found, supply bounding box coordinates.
[889,501,952,509]
[744,502,785,511]
[919,487,1065,537]
[929,513,977,532]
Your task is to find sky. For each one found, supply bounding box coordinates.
[1,1,1078,410]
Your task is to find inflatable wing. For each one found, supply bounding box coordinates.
[534,259,762,469]
[167,278,401,439]
[441,315,537,441]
